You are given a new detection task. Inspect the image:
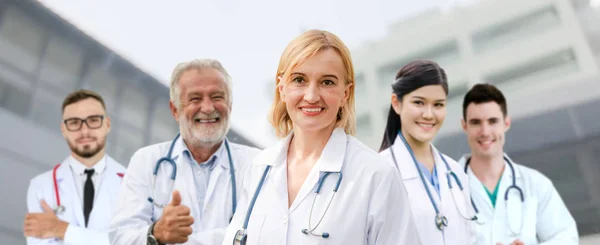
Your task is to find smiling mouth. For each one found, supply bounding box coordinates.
[194,118,220,123]
[301,107,323,113]
[477,139,495,147]
[416,122,435,129]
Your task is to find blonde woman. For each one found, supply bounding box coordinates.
[221,30,421,245]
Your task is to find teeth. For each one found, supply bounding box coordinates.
[195,118,218,123]
[302,108,322,112]
[418,123,433,128]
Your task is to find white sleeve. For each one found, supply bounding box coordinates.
[367,164,423,245]
[108,150,154,245]
[26,178,60,245]
[536,175,579,245]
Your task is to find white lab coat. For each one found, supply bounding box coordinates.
[109,137,260,245]
[26,155,126,245]
[458,154,579,245]
[221,128,422,245]
[380,135,475,245]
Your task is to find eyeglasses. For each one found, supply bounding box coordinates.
[63,115,105,132]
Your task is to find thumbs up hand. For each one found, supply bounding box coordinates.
[153,190,195,244]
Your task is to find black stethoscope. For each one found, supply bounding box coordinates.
[232,163,344,245]
[146,133,237,220]
[390,131,478,231]
[463,155,525,236]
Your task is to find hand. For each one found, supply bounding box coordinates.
[153,190,194,244]
[24,200,69,239]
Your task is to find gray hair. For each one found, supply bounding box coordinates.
[169,59,233,108]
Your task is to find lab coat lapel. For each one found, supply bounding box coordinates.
[289,128,346,213]
[391,135,443,244]
[87,157,120,229]
[432,146,450,214]
[57,159,85,227]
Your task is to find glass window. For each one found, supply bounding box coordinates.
[39,36,84,90]
[484,48,578,85]
[0,7,45,74]
[86,64,119,114]
[0,76,32,117]
[377,40,460,88]
[120,84,150,130]
[472,5,560,53]
[32,89,64,134]
[114,126,145,164]
[150,102,178,143]
[448,82,469,101]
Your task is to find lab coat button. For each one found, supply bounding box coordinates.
[282,215,288,224]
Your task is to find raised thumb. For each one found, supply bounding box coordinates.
[170,190,182,206]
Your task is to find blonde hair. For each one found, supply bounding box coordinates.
[269,29,356,138]
[169,59,233,109]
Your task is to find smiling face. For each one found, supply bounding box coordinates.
[392,85,447,145]
[278,49,351,135]
[462,101,510,159]
[170,68,231,148]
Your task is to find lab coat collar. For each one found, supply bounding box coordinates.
[390,134,446,180]
[67,155,107,176]
[458,153,521,179]
[171,134,231,170]
[258,128,346,172]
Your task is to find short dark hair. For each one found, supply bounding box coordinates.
[62,89,106,113]
[462,83,507,120]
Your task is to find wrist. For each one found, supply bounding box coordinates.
[148,220,165,245]
[54,221,69,240]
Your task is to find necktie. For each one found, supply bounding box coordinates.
[83,169,95,227]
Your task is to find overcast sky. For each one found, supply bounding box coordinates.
[37,0,479,148]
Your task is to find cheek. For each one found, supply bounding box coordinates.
[435,109,447,123]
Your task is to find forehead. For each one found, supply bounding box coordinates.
[465,102,504,119]
[406,85,447,100]
[178,68,227,94]
[63,98,105,118]
[291,49,345,77]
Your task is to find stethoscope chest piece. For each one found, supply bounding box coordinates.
[233,229,247,245]
[435,213,448,231]
[54,205,65,215]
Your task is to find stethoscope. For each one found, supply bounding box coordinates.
[389,131,478,231]
[464,155,525,236]
[147,133,238,220]
[233,163,344,245]
[52,163,66,215]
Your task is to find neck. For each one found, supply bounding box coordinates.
[185,139,222,163]
[72,150,104,168]
[469,153,505,182]
[288,125,335,166]
[402,130,434,170]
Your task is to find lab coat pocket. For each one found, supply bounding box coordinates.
[245,212,267,244]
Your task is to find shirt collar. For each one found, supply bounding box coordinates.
[68,155,107,176]
[175,136,229,170]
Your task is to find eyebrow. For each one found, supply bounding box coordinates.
[290,72,339,80]
[411,95,446,102]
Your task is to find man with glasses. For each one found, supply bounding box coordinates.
[24,89,126,245]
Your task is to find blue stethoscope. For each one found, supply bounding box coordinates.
[389,131,477,231]
[233,164,344,245]
[147,133,238,220]
[463,155,525,236]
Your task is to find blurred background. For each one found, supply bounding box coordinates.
[0,0,598,244]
